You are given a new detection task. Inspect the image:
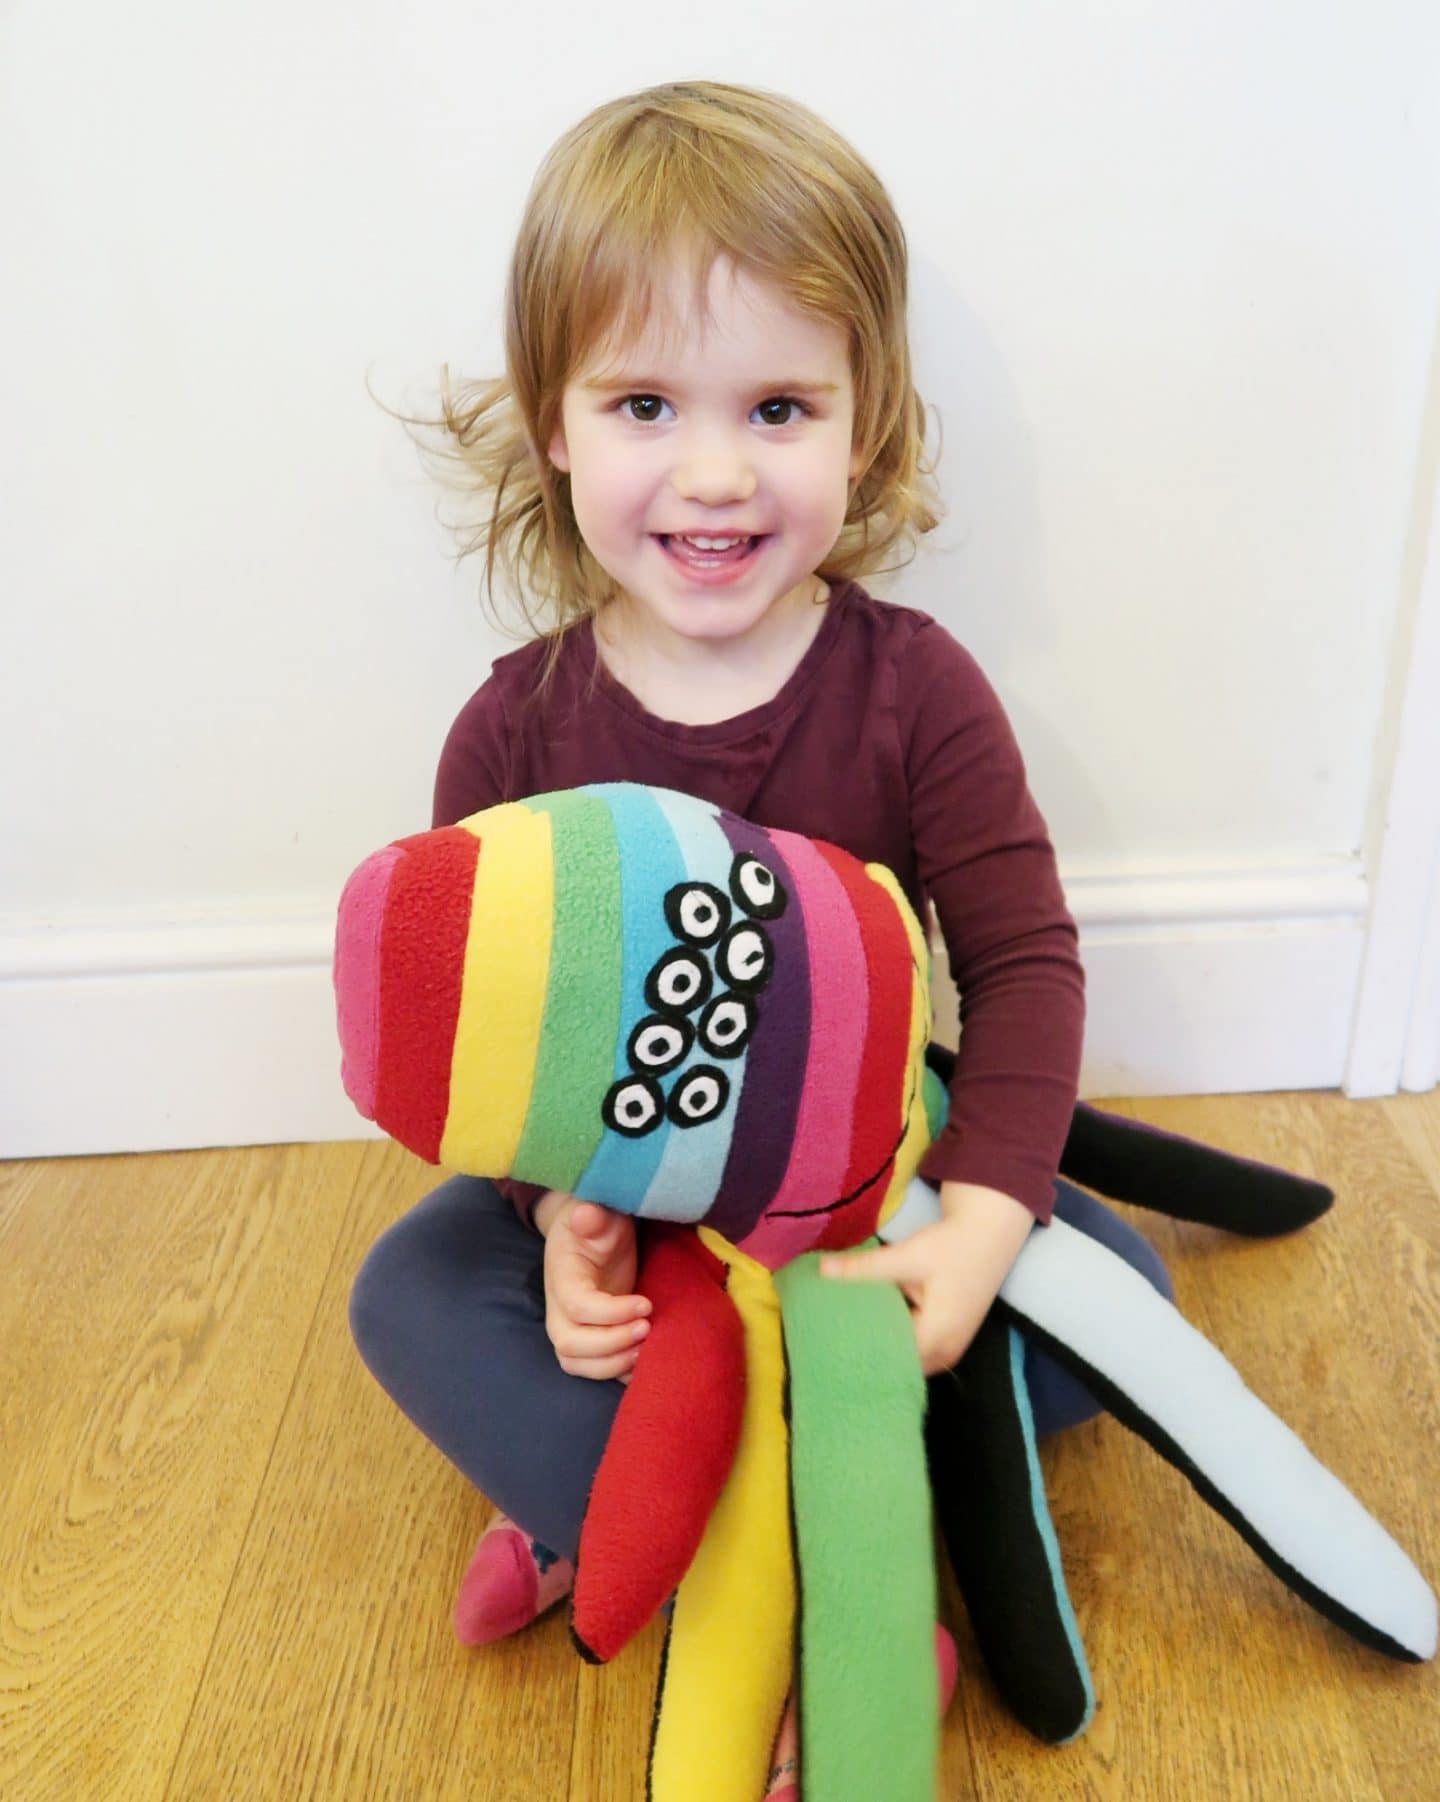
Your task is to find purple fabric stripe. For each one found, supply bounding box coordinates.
[704,814,810,1242]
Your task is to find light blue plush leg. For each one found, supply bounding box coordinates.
[997,1218,1437,1662]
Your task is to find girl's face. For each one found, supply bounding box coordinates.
[548,255,865,653]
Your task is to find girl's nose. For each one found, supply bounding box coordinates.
[670,443,758,507]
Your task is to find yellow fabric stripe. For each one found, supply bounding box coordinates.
[863,864,935,1230]
[649,1232,794,1802]
[439,804,553,1172]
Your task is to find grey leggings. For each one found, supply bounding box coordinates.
[349,1176,1172,1562]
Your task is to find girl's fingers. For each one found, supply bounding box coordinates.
[818,1244,909,1283]
[552,1316,650,1363]
[565,1288,650,1327]
[559,1345,643,1382]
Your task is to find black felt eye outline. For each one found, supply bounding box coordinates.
[666,1064,730,1128]
[602,1074,666,1138]
[663,881,731,948]
[730,853,787,921]
[644,945,714,1015]
[627,1012,694,1076]
[716,921,773,994]
[697,993,755,1059]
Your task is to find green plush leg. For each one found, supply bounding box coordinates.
[774,1245,937,1802]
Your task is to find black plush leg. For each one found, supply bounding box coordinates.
[1060,1103,1333,1235]
[921,1043,1332,1237]
[926,1313,1094,1743]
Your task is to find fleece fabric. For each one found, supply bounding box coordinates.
[775,1247,937,1802]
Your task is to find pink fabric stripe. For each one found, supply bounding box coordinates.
[739,829,868,1266]
[333,843,403,1120]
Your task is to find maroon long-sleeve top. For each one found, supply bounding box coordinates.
[432,578,1084,1227]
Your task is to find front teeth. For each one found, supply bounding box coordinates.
[675,535,748,550]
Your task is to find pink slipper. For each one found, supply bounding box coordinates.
[453,1512,575,1645]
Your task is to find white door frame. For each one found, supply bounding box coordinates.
[1346,404,1440,1098]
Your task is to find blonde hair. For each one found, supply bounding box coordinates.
[379,79,945,692]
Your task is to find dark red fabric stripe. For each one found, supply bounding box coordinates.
[811,841,915,1250]
[373,826,480,1164]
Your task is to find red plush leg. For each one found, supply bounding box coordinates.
[570,1223,745,1663]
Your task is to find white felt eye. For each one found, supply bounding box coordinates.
[664,881,730,947]
[667,1065,728,1127]
[698,994,753,1057]
[730,854,786,920]
[628,1014,693,1074]
[718,923,772,993]
[603,1076,665,1138]
[646,946,713,1014]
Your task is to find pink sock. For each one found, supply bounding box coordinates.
[453,1513,575,1646]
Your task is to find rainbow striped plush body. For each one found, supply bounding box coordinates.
[336,781,940,1264]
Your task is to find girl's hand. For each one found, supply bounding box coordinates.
[540,1196,651,1384]
[818,1182,1036,1376]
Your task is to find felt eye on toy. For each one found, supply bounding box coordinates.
[665,881,730,946]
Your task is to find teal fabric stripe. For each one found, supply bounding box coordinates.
[1007,1325,1094,1741]
[922,1063,948,1143]
[510,789,621,1192]
[575,783,688,1212]
[636,788,745,1221]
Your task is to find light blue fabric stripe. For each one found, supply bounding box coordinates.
[574,783,687,1212]
[637,788,746,1220]
[1008,1326,1094,1741]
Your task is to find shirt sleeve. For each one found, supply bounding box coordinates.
[432,676,515,830]
[899,623,1085,1222]
[431,677,549,1232]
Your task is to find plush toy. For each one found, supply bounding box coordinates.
[334,782,1435,1802]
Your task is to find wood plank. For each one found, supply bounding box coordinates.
[162,1142,582,1801]
[0,1157,45,1244]
[570,1621,665,1801]
[4,1095,1437,1801]
[1383,1088,1440,1199]
[0,1143,362,1801]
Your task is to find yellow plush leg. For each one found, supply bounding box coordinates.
[647,1234,794,1802]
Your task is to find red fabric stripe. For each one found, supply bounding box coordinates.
[811,842,914,1251]
[571,1225,743,1662]
[373,826,480,1164]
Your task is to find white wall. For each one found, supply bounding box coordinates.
[4,2,1439,1154]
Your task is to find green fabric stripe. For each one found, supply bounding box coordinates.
[511,789,622,1191]
[774,1249,937,1802]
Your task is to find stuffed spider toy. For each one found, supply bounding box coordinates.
[334,781,1435,1802]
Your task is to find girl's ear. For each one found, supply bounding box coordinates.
[548,419,570,473]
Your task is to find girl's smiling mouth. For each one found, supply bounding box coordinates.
[654,533,769,583]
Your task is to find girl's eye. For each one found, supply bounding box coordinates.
[620,394,811,426]
[756,395,810,426]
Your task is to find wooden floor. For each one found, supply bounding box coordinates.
[2,1091,1438,1801]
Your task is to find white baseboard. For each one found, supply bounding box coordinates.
[0,859,1372,1159]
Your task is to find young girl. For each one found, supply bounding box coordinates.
[350,79,1172,1799]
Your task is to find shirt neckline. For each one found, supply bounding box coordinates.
[577,579,857,747]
